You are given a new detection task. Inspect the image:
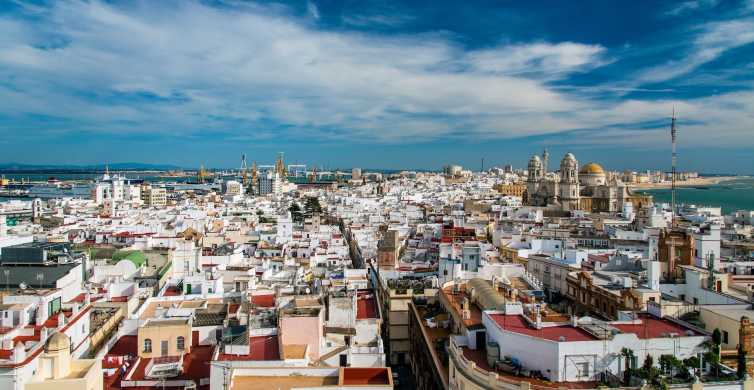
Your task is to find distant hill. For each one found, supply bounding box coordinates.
[0,162,184,171]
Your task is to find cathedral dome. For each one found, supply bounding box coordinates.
[580,162,605,175]
[579,162,607,187]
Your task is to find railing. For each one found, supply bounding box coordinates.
[448,337,524,390]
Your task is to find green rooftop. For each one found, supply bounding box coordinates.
[112,250,146,268]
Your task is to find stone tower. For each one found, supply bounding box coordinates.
[526,155,543,205]
[559,153,580,211]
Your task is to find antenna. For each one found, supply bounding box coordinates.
[670,108,678,228]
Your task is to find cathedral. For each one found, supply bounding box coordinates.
[524,150,652,213]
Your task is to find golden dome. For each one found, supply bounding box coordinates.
[45,332,70,353]
[580,162,605,175]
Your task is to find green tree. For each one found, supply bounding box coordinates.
[659,354,672,375]
[708,328,722,377]
[738,345,748,379]
[289,202,304,223]
[683,356,700,379]
[643,354,654,371]
[304,196,322,215]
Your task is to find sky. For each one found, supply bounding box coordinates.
[1,0,754,173]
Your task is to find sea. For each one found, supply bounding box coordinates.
[639,177,754,214]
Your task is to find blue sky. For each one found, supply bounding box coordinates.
[1,0,754,172]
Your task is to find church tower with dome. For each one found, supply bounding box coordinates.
[526,154,543,200]
[559,153,580,211]
[524,152,652,213]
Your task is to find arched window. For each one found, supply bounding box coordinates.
[144,338,152,352]
[177,336,185,350]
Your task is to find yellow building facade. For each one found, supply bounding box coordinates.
[137,318,192,358]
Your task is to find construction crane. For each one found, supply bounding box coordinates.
[240,154,248,186]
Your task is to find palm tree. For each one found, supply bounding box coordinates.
[621,347,635,385]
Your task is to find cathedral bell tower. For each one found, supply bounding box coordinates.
[559,153,580,211]
[526,155,543,205]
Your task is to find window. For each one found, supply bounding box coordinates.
[723,331,729,344]
[576,362,590,378]
[177,336,185,350]
[144,338,152,352]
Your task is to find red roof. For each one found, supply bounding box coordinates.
[67,293,87,303]
[217,335,280,361]
[612,314,701,339]
[356,294,377,320]
[163,286,182,297]
[341,367,391,385]
[250,294,275,308]
[106,335,137,357]
[488,314,596,342]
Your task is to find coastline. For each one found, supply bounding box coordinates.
[628,176,739,190]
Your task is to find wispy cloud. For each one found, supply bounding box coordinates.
[464,42,608,79]
[636,16,754,84]
[665,0,720,16]
[307,1,320,20]
[342,13,414,28]
[0,0,752,155]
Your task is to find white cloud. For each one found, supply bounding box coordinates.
[637,17,754,83]
[0,0,751,151]
[465,42,607,78]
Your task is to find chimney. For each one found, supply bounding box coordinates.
[13,342,25,363]
[648,261,660,291]
[571,315,578,327]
